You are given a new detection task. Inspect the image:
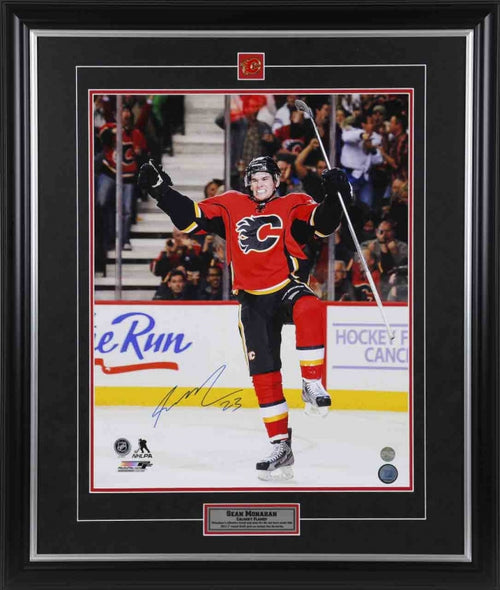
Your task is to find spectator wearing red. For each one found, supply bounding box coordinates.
[379,113,408,184]
[350,248,381,301]
[216,95,278,191]
[333,260,356,301]
[272,95,301,134]
[96,106,148,251]
[381,178,408,242]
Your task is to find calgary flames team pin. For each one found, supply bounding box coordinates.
[237,53,265,80]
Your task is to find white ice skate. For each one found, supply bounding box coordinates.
[256,430,294,481]
[302,379,331,417]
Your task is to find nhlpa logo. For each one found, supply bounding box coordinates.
[236,215,283,254]
[132,438,152,459]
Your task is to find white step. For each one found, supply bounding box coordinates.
[95,289,157,301]
[131,217,173,235]
[104,263,155,277]
[165,174,225,189]
[132,215,173,234]
[174,133,223,145]
[134,212,167,222]
[174,144,223,156]
[184,121,223,136]
[162,155,224,179]
[95,276,160,287]
[133,212,172,226]
[187,111,224,125]
[162,151,223,168]
[166,166,225,183]
[173,137,224,155]
[106,239,167,260]
[185,94,224,110]
[162,158,224,172]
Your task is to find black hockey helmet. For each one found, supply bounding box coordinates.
[244,156,281,188]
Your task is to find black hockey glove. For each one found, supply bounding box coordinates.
[321,168,353,205]
[137,159,173,200]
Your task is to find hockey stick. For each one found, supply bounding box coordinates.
[295,99,395,342]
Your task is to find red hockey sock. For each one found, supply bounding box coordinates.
[293,296,325,380]
[252,371,288,442]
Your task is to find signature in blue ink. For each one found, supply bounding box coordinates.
[152,365,243,427]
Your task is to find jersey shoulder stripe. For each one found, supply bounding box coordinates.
[283,191,317,205]
[202,190,246,204]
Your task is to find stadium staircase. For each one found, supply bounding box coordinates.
[94,94,225,300]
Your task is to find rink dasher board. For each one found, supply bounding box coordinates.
[93,302,409,411]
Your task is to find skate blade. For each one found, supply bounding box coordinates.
[304,402,329,418]
[257,465,294,481]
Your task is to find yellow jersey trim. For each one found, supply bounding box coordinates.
[237,306,249,368]
[310,206,318,227]
[245,278,291,295]
[263,412,289,424]
[300,359,324,367]
[181,221,199,233]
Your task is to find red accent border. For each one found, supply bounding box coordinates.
[94,300,407,307]
[89,95,95,491]
[93,485,412,493]
[325,301,407,307]
[91,89,413,95]
[94,300,239,305]
[409,89,414,490]
[90,88,414,493]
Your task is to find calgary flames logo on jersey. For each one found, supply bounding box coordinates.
[236,215,283,254]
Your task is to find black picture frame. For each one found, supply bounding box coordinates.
[1,1,499,589]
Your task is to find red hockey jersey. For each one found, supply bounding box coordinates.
[194,191,320,293]
[98,123,147,180]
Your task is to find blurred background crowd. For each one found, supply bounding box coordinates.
[94,92,409,302]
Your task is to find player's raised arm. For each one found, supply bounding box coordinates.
[310,168,353,237]
[137,159,207,234]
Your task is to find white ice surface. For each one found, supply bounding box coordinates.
[93,407,410,491]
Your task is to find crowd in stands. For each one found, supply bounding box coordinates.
[149,227,225,301]
[93,94,184,267]
[94,92,409,302]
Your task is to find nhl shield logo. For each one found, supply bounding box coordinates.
[237,53,265,80]
[114,438,131,457]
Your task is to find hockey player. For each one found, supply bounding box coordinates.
[138,156,352,480]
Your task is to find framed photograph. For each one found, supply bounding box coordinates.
[1,2,499,589]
